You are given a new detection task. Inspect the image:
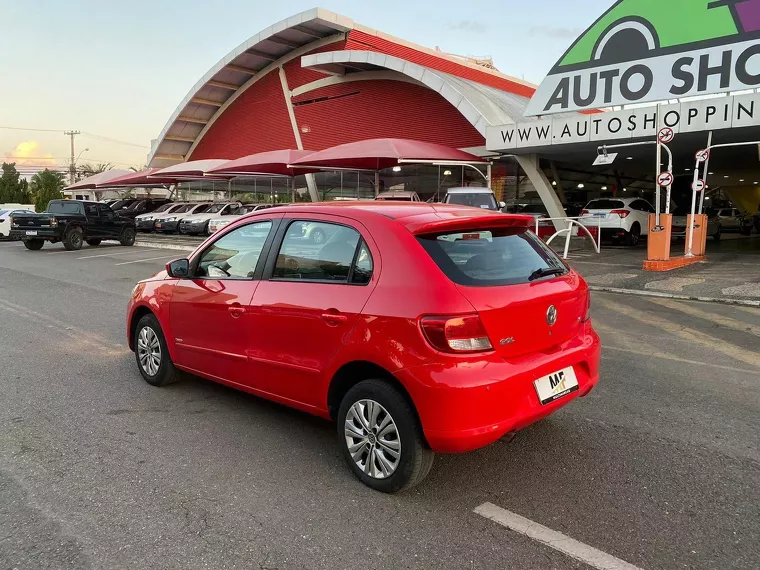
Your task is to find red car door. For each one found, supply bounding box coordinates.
[169,217,279,386]
[246,216,377,408]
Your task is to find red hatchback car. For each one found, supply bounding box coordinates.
[127,202,600,492]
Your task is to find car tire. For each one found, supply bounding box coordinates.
[120,227,136,246]
[23,239,44,250]
[337,379,434,493]
[310,228,326,244]
[713,227,721,242]
[63,227,83,251]
[740,226,751,236]
[86,238,101,246]
[134,314,182,387]
[626,223,641,246]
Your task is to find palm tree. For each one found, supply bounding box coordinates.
[77,163,113,200]
[30,169,65,212]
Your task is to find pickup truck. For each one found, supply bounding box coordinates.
[10,199,137,251]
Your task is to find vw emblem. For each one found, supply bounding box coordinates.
[546,305,557,326]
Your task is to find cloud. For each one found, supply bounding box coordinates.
[4,141,57,167]
[529,26,583,39]
[448,20,487,33]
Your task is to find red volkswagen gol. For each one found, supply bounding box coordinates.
[127,202,600,493]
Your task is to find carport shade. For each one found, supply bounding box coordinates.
[64,169,132,190]
[287,138,486,171]
[150,159,232,179]
[207,149,322,177]
[96,168,181,187]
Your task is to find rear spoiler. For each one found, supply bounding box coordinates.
[410,214,535,236]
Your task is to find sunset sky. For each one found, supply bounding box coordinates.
[0,0,610,171]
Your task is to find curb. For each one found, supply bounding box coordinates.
[589,286,760,307]
[135,241,197,253]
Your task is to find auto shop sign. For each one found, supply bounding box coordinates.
[524,0,760,116]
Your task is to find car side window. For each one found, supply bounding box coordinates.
[273,221,362,283]
[99,205,115,219]
[351,240,373,285]
[195,220,273,279]
[86,204,99,216]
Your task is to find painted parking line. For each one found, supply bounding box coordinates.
[114,255,176,266]
[77,249,158,260]
[474,503,643,570]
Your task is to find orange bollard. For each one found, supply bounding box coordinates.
[647,213,671,261]
[685,214,708,256]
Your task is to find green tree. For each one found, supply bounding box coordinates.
[0,162,32,203]
[78,162,113,178]
[30,169,65,212]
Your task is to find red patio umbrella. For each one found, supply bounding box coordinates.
[287,138,486,171]
[96,168,180,188]
[150,159,231,180]
[64,169,131,190]
[207,149,322,177]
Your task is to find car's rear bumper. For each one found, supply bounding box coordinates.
[10,229,60,240]
[396,324,601,453]
[154,221,179,232]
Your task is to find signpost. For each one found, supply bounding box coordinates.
[657,171,674,187]
[658,127,675,144]
[695,149,709,163]
[692,179,706,192]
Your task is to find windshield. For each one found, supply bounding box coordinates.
[173,204,195,214]
[47,201,84,214]
[153,203,174,213]
[190,204,210,214]
[446,193,498,210]
[586,199,624,210]
[417,227,567,286]
[0,210,7,216]
[376,195,412,201]
[205,204,226,214]
[237,206,258,215]
[127,200,146,210]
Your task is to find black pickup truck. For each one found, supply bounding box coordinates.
[10,200,137,251]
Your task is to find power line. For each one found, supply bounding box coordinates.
[0,125,149,148]
[0,125,62,133]
[81,132,149,149]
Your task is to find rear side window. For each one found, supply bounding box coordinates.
[586,199,624,210]
[417,228,567,286]
[273,221,372,284]
[47,201,84,215]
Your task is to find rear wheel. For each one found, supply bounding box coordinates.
[134,314,181,387]
[626,223,641,246]
[86,238,101,246]
[23,239,44,250]
[337,379,434,493]
[713,227,722,241]
[63,227,83,251]
[120,227,136,246]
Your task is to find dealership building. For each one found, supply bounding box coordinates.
[148,5,760,223]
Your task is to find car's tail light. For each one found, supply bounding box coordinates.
[611,209,630,219]
[583,292,591,323]
[420,314,493,353]
[580,209,589,216]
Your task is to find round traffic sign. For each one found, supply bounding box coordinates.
[692,179,706,192]
[695,149,710,163]
[657,171,674,187]
[658,127,675,144]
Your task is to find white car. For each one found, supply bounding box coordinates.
[671,207,722,242]
[208,204,280,234]
[154,202,212,233]
[178,202,241,235]
[443,187,505,211]
[375,191,421,202]
[580,197,655,246]
[134,202,188,232]
[0,208,35,240]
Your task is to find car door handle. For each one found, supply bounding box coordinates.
[229,304,246,318]
[321,312,348,325]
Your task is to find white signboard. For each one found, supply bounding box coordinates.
[486,92,760,152]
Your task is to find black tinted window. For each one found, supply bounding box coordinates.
[47,201,84,215]
[417,228,567,287]
[274,222,361,283]
[586,200,624,210]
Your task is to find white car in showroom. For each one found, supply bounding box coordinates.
[178,202,241,235]
[579,197,655,246]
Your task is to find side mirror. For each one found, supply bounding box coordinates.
[498,201,506,209]
[166,258,190,278]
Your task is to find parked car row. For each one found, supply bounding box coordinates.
[136,203,282,235]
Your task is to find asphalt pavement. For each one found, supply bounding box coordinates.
[0,239,759,570]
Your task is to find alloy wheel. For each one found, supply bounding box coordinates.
[344,399,401,479]
[137,326,161,376]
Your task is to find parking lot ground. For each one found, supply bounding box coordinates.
[1,240,758,569]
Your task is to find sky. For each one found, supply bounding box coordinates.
[0,0,612,172]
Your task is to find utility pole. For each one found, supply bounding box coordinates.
[64,130,80,184]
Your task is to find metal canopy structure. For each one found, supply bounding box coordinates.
[288,138,486,171]
[96,168,179,188]
[64,170,131,190]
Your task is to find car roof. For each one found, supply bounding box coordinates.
[445,187,493,194]
[238,201,525,233]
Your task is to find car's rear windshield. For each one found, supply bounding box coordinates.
[585,199,624,210]
[519,204,549,214]
[417,227,567,286]
[376,196,412,201]
[446,193,498,210]
[47,201,84,214]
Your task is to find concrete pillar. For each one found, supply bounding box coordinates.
[515,154,567,232]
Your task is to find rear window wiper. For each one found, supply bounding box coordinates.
[528,267,565,281]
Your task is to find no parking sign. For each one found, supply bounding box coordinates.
[657,171,674,187]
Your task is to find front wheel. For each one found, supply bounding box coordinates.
[86,238,101,246]
[337,379,434,493]
[23,239,44,250]
[134,314,181,387]
[120,227,136,246]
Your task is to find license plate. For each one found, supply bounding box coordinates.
[156,223,163,228]
[593,213,606,218]
[25,230,38,236]
[533,367,579,405]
